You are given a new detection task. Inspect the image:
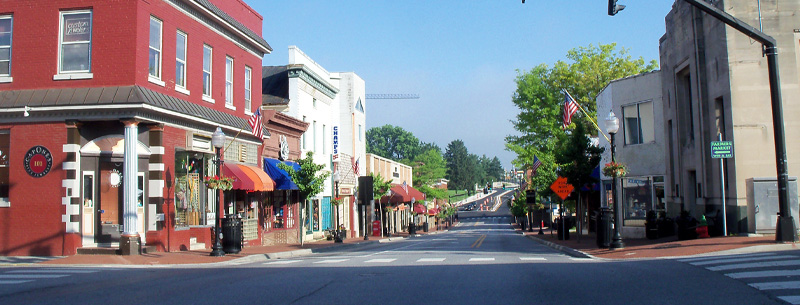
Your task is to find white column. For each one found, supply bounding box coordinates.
[123,120,139,237]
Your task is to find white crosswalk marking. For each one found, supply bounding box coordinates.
[707,259,800,271]
[778,296,800,305]
[7,269,99,274]
[689,254,794,266]
[727,269,800,279]
[0,274,69,279]
[365,258,396,263]
[469,258,494,262]
[749,281,800,290]
[520,257,546,261]
[677,252,776,263]
[264,260,301,265]
[314,259,349,264]
[0,280,34,284]
[417,258,446,262]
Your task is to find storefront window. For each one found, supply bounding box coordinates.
[273,192,285,229]
[622,177,651,220]
[312,199,320,231]
[174,152,211,226]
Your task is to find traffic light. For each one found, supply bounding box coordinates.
[608,0,625,16]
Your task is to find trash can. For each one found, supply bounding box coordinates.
[645,210,658,240]
[596,207,612,248]
[409,222,416,235]
[222,215,242,254]
[557,217,570,240]
[423,222,429,232]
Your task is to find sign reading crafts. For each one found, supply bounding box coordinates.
[24,145,53,178]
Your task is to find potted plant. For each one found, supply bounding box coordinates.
[602,161,627,177]
[204,175,234,190]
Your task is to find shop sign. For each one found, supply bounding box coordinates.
[340,188,352,195]
[710,141,733,159]
[550,176,574,201]
[24,145,53,178]
[332,126,339,158]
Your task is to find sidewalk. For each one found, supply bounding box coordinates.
[32,228,446,266]
[517,224,799,259]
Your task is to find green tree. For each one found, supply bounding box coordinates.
[506,43,656,191]
[482,156,504,183]
[444,140,475,191]
[370,172,393,201]
[278,151,330,203]
[366,125,421,162]
[411,148,447,188]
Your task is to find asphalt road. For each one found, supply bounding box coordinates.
[0,191,790,304]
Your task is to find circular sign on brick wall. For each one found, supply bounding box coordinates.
[24,146,53,178]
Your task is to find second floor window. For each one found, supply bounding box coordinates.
[148,16,162,79]
[244,66,252,112]
[0,16,12,77]
[225,56,233,108]
[59,10,92,73]
[175,31,187,89]
[202,45,212,98]
[623,101,655,145]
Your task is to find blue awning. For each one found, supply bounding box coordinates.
[263,158,300,190]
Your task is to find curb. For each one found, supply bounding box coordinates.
[524,235,595,259]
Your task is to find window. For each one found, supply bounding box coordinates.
[622,101,654,145]
[58,10,92,74]
[225,56,234,109]
[313,98,317,109]
[175,30,187,92]
[322,124,327,154]
[244,66,252,113]
[202,45,213,100]
[302,116,307,149]
[148,16,162,81]
[313,120,317,151]
[358,124,362,142]
[0,16,12,80]
[0,130,8,207]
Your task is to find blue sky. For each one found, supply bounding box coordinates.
[251,1,675,169]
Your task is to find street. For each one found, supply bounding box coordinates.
[0,194,793,304]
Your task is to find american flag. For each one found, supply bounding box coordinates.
[401,181,408,194]
[248,108,263,138]
[563,90,579,128]
[531,155,542,176]
[351,156,360,176]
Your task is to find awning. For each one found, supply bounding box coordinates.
[412,203,427,214]
[263,158,300,190]
[428,208,440,216]
[379,184,426,204]
[222,163,275,191]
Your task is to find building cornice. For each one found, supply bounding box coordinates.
[287,65,339,99]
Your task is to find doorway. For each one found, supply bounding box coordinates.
[96,160,123,244]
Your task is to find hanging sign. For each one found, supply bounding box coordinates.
[710,141,733,159]
[332,126,339,160]
[24,145,53,178]
[550,176,574,201]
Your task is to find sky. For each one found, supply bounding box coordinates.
[250,1,676,170]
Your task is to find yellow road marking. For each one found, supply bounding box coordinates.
[471,234,487,248]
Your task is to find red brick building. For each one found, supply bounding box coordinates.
[0,0,272,256]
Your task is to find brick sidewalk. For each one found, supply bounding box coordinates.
[518,225,797,259]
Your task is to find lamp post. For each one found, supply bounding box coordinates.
[605,111,624,250]
[210,127,226,257]
[333,172,342,243]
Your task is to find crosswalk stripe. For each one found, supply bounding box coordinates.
[365,258,396,263]
[469,258,494,262]
[417,258,446,262]
[7,269,99,274]
[264,260,300,265]
[520,257,546,261]
[314,259,349,264]
[748,281,800,290]
[0,274,69,279]
[689,255,795,266]
[0,280,34,284]
[777,296,800,305]
[708,260,800,271]
[677,252,776,263]
[727,270,800,279]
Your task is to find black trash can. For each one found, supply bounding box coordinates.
[222,216,242,254]
[596,207,612,248]
[423,222,429,232]
[409,222,416,235]
[645,210,658,240]
[557,217,570,240]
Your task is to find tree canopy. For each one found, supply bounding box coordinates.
[366,125,421,162]
[278,151,330,202]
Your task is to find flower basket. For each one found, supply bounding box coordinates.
[602,162,627,177]
[204,175,234,190]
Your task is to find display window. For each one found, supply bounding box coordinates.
[174,151,213,227]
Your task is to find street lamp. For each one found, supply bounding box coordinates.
[333,171,342,243]
[605,111,624,250]
[210,127,226,257]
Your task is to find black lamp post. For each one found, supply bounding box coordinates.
[210,127,226,257]
[333,172,342,243]
[606,111,624,250]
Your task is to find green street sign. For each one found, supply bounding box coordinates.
[711,141,733,159]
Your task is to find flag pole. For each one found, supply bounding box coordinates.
[563,89,610,142]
